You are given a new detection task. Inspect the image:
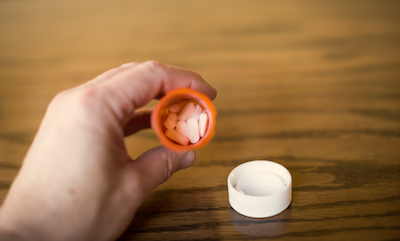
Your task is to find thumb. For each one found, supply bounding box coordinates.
[126,146,196,196]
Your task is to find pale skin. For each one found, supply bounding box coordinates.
[0,61,217,240]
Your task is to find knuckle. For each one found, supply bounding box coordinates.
[162,151,179,182]
[48,87,103,116]
[48,89,73,110]
[75,88,101,107]
[141,60,166,73]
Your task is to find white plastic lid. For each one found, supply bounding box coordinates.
[227,160,292,218]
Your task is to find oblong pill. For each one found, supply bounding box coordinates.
[177,101,196,121]
[165,128,190,146]
[199,112,208,137]
[176,120,188,136]
[190,104,203,121]
[168,100,188,113]
[164,112,178,129]
[186,117,200,144]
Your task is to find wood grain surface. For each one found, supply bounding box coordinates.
[1,0,400,240]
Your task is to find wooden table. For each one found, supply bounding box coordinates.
[1,1,399,240]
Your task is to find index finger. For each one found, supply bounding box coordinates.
[104,61,217,112]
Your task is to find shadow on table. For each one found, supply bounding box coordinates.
[230,205,292,238]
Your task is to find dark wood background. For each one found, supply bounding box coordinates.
[1,0,399,240]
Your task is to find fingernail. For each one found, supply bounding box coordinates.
[181,150,196,169]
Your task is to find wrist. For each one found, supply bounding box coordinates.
[0,196,44,241]
[0,218,25,241]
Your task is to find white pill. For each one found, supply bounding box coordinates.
[176,120,188,136]
[186,117,200,144]
[190,104,203,121]
[199,112,208,138]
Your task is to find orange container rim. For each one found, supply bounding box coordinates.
[151,88,217,152]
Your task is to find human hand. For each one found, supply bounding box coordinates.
[0,61,217,240]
